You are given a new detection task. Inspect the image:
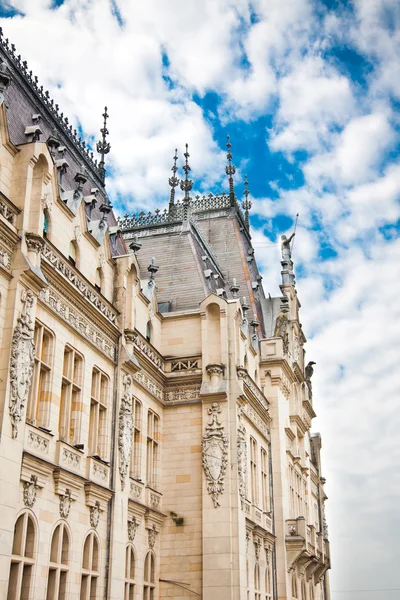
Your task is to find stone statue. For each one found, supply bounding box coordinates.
[305,361,316,399]
[281,232,295,261]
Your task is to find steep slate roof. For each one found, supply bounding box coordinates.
[0,29,126,257]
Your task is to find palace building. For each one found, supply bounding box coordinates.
[0,29,330,600]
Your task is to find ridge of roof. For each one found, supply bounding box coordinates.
[0,27,104,187]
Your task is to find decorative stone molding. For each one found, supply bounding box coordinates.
[202,403,228,508]
[150,493,161,509]
[134,371,163,402]
[128,516,139,542]
[164,384,200,403]
[9,289,35,439]
[41,242,117,324]
[148,525,158,549]
[237,407,247,502]
[38,286,116,361]
[25,233,45,254]
[27,429,49,454]
[90,501,102,529]
[242,404,269,439]
[125,330,162,369]
[237,366,247,379]
[92,461,108,482]
[170,358,199,372]
[59,489,72,518]
[23,475,38,508]
[0,245,11,270]
[119,375,133,490]
[0,194,18,225]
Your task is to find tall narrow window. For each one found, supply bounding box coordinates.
[46,522,70,600]
[125,546,135,600]
[254,564,261,600]
[143,551,155,600]
[265,564,272,600]
[27,322,53,428]
[89,368,109,459]
[146,411,159,489]
[130,398,142,480]
[250,437,258,505]
[261,448,269,513]
[80,532,99,600]
[7,513,36,600]
[59,346,83,445]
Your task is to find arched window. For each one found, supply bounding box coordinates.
[254,563,261,600]
[27,321,54,428]
[130,397,142,480]
[80,532,99,600]
[95,268,103,293]
[146,320,151,342]
[265,564,272,599]
[7,512,36,600]
[125,545,135,600]
[69,241,79,269]
[46,522,70,600]
[143,551,155,599]
[292,573,298,599]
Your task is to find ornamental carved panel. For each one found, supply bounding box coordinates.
[9,290,35,439]
[202,403,228,508]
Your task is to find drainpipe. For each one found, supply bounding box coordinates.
[268,440,278,600]
[104,345,119,599]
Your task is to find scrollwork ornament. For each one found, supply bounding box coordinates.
[9,290,35,439]
[118,375,133,490]
[128,516,138,542]
[254,537,262,561]
[23,475,38,508]
[201,403,229,508]
[59,489,72,518]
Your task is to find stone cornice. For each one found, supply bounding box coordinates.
[41,239,118,327]
[125,328,163,371]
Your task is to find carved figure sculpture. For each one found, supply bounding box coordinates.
[274,311,289,356]
[281,232,295,261]
[9,290,35,439]
[305,361,316,400]
[118,375,133,490]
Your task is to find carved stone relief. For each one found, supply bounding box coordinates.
[148,525,158,549]
[128,516,139,542]
[9,290,35,439]
[27,430,49,453]
[237,408,247,502]
[130,482,142,499]
[119,375,133,490]
[59,489,72,518]
[90,501,102,529]
[23,475,38,508]
[202,403,228,508]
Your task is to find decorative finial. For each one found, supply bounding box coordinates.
[180,143,193,220]
[96,106,111,186]
[168,148,179,212]
[225,135,236,207]
[242,175,252,230]
[230,278,240,299]
[148,256,159,286]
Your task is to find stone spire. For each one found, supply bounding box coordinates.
[225,135,236,207]
[168,148,179,213]
[180,143,193,221]
[242,174,252,229]
[96,106,111,185]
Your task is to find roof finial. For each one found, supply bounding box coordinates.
[96,106,111,186]
[180,143,193,220]
[225,135,236,207]
[242,174,252,229]
[168,148,179,213]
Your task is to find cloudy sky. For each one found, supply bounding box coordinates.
[1,0,399,598]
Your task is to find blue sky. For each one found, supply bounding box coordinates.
[1,1,400,599]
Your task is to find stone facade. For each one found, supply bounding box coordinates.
[0,32,330,600]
